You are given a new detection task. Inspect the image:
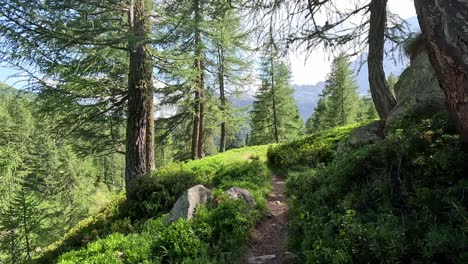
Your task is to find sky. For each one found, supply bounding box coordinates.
[289,0,417,85]
[0,0,417,88]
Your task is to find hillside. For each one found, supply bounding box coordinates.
[0,82,18,96]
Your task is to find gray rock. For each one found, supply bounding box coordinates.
[387,50,446,125]
[225,187,257,207]
[284,251,300,262]
[165,185,212,225]
[338,121,383,153]
[248,255,276,264]
[348,121,383,147]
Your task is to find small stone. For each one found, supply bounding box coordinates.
[248,255,276,264]
[284,251,299,262]
[225,187,257,207]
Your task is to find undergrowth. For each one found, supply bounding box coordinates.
[35,145,270,263]
[268,117,468,263]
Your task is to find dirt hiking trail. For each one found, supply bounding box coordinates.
[240,174,295,264]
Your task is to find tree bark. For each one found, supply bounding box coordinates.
[125,0,153,197]
[368,0,397,119]
[193,0,205,159]
[271,55,279,143]
[146,88,155,171]
[414,0,468,145]
[218,45,226,152]
[191,90,200,160]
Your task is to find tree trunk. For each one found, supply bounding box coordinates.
[271,55,279,143]
[368,0,397,119]
[146,87,155,171]
[218,45,226,152]
[197,78,205,158]
[414,0,468,145]
[193,0,205,159]
[191,90,200,160]
[125,0,152,197]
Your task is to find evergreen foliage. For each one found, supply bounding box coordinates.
[250,54,304,145]
[0,89,124,263]
[306,54,379,133]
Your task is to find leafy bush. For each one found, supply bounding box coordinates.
[267,124,358,173]
[283,117,468,263]
[36,196,131,264]
[51,145,272,263]
[127,164,199,219]
[58,233,153,264]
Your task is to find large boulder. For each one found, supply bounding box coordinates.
[337,121,384,152]
[165,185,212,225]
[386,49,446,125]
[225,187,256,207]
[347,121,384,147]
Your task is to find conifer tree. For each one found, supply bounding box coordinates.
[306,54,360,133]
[250,52,303,145]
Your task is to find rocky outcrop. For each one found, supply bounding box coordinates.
[225,187,256,207]
[348,121,383,147]
[165,185,212,225]
[386,49,446,124]
[338,121,384,152]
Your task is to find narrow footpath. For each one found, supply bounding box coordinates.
[240,175,292,264]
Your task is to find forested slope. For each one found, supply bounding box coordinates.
[36,145,271,263]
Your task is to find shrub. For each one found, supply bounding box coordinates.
[283,117,468,263]
[147,218,210,263]
[36,195,130,264]
[50,145,272,263]
[267,124,358,174]
[58,233,153,264]
[127,164,199,219]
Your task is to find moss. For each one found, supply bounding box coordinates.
[403,33,425,61]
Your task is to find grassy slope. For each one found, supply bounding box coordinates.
[36,145,271,263]
[268,118,468,263]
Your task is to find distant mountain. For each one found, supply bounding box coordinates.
[229,82,326,121]
[292,82,326,120]
[353,16,420,94]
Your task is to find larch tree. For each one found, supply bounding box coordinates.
[248,0,409,119]
[414,0,468,146]
[0,0,156,198]
[126,0,155,194]
[210,1,252,152]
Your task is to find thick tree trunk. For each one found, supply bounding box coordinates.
[271,56,279,143]
[218,45,226,152]
[368,0,397,119]
[125,0,153,196]
[414,0,468,145]
[146,91,155,171]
